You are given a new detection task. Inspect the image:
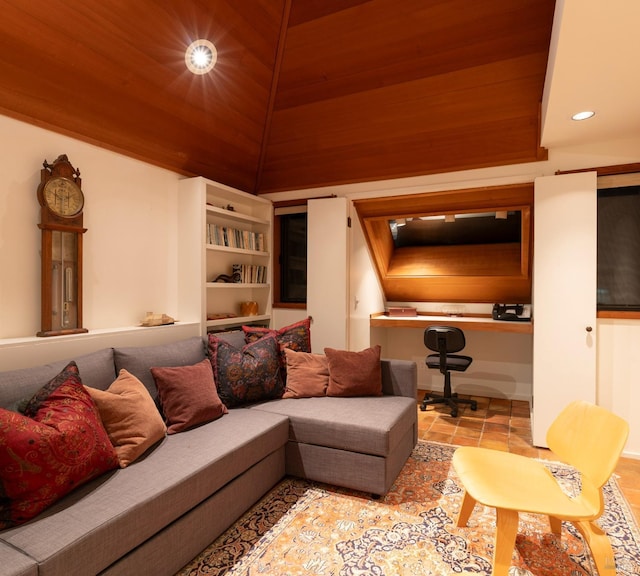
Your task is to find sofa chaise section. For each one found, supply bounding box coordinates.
[0,409,289,576]
[251,359,418,495]
[0,542,37,576]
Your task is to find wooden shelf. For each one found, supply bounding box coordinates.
[206,204,270,226]
[206,314,270,328]
[206,244,269,256]
[206,283,269,289]
[370,313,533,334]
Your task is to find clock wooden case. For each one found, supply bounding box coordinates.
[36,154,88,336]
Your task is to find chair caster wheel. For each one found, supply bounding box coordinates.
[470,402,478,411]
[420,404,426,411]
[450,410,458,418]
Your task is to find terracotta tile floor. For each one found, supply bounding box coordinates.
[417,391,640,524]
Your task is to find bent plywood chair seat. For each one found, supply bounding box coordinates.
[452,400,629,576]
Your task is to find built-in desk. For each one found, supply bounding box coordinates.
[370,312,533,402]
[370,313,533,334]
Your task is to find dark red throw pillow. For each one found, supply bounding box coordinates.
[324,346,383,397]
[0,362,118,528]
[151,359,228,434]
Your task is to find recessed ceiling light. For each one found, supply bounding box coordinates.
[185,39,217,74]
[571,110,595,121]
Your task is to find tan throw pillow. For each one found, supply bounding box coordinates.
[324,345,383,397]
[282,349,329,398]
[151,358,228,434]
[86,369,166,468]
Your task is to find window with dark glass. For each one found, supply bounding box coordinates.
[389,211,521,248]
[278,212,307,304]
[597,185,640,311]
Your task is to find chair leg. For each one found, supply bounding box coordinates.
[548,515,562,535]
[420,372,478,416]
[456,490,477,527]
[493,508,519,576]
[572,520,617,575]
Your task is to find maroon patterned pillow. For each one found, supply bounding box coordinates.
[242,318,312,378]
[0,362,118,528]
[208,334,283,407]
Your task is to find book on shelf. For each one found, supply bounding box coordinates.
[206,223,265,251]
[231,264,267,284]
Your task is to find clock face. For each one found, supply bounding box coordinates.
[43,177,84,217]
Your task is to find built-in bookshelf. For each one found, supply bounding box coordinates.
[206,222,266,252]
[178,177,272,335]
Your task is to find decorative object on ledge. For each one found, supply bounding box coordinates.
[387,306,417,317]
[36,154,88,337]
[442,304,465,317]
[207,313,238,321]
[240,301,259,316]
[140,313,175,327]
[212,272,241,283]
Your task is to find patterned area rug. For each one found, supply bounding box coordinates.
[176,441,640,576]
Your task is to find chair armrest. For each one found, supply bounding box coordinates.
[381,359,417,399]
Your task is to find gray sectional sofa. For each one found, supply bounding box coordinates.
[0,333,417,576]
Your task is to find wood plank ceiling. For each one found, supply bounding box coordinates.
[0,0,554,195]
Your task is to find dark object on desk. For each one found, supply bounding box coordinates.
[420,326,477,418]
[492,303,529,321]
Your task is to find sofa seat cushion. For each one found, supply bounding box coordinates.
[0,542,36,576]
[0,409,289,576]
[250,395,416,457]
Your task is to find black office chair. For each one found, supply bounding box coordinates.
[420,326,477,417]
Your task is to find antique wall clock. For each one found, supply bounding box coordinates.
[36,154,88,336]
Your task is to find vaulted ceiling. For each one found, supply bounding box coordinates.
[0,0,556,195]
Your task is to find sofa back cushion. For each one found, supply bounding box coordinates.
[113,337,206,399]
[0,348,116,410]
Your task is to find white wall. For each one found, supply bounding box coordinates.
[0,114,184,338]
[0,115,199,367]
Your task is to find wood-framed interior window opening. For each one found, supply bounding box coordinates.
[353,183,534,304]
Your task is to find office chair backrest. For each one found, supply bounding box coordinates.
[547,400,629,491]
[424,326,466,354]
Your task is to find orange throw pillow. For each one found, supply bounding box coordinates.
[282,349,329,398]
[86,369,167,467]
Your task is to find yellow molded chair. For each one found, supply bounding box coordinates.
[452,400,629,576]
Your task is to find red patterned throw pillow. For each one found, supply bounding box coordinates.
[208,334,283,407]
[242,317,312,353]
[242,317,312,380]
[0,362,118,528]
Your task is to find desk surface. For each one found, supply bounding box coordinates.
[370,313,533,334]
